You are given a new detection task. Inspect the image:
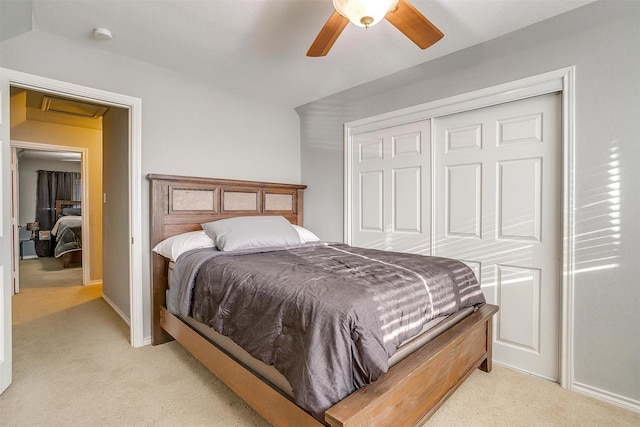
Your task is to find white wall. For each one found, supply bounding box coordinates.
[297,1,639,409]
[1,30,301,339]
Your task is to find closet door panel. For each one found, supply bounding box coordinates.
[351,120,431,254]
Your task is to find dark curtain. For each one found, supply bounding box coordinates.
[35,170,81,231]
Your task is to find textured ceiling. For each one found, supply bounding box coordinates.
[3,0,596,108]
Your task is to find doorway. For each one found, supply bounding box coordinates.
[13,145,89,293]
[1,69,145,395]
[9,84,133,308]
[9,87,106,294]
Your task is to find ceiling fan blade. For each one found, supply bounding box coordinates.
[385,0,443,50]
[307,11,349,57]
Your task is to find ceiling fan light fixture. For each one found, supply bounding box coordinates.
[333,0,399,28]
[308,0,443,57]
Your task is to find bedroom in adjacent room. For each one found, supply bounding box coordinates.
[16,149,84,289]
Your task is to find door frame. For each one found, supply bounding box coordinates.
[343,67,576,390]
[0,69,144,360]
[11,141,90,289]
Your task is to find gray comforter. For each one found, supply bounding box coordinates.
[169,242,485,417]
[52,217,82,258]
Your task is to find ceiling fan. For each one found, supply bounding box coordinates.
[307,0,444,57]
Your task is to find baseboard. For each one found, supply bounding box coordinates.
[492,361,557,382]
[20,255,38,260]
[573,381,640,414]
[101,293,131,327]
[493,362,640,414]
[90,279,102,286]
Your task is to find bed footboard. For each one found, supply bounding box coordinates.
[324,304,498,427]
[160,303,497,427]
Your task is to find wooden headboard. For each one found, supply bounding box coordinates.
[147,174,307,344]
[56,200,81,215]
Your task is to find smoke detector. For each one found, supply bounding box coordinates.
[93,27,113,40]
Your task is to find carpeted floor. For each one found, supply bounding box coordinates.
[2,285,639,426]
[19,257,82,288]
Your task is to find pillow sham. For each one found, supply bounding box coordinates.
[201,216,301,252]
[292,224,320,242]
[152,230,215,261]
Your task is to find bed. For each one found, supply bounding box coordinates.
[148,174,498,427]
[51,200,82,268]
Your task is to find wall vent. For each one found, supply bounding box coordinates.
[41,96,109,119]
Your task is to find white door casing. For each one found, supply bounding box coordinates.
[0,81,12,394]
[433,93,562,380]
[351,120,431,254]
[11,148,19,294]
[0,67,144,395]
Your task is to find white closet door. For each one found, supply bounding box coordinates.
[434,93,562,380]
[351,120,431,254]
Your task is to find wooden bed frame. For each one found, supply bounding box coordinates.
[148,174,498,427]
[55,199,81,216]
[55,199,82,268]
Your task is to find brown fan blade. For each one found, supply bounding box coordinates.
[307,11,349,57]
[386,0,443,50]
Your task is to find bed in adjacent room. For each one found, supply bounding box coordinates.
[51,200,82,268]
[148,174,498,427]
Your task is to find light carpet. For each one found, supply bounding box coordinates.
[18,257,82,288]
[2,285,638,426]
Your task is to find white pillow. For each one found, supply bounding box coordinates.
[292,224,320,242]
[152,230,215,261]
[201,216,301,252]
